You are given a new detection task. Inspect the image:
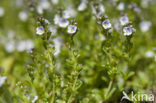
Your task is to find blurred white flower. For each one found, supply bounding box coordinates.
[0,75,7,87]
[91,3,105,18]
[36,6,43,14]
[120,16,129,26]
[5,41,15,53]
[134,7,141,13]
[117,2,124,11]
[54,14,60,25]
[78,1,87,11]
[17,40,34,52]
[36,26,44,35]
[62,10,71,19]
[48,26,57,35]
[43,18,50,24]
[39,0,50,10]
[16,0,23,7]
[113,20,120,31]
[141,0,149,8]
[0,7,4,17]
[67,25,77,34]
[102,19,112,29]
[123,27,133,36]
[51,0,59,4]
[17,41,26,52]
[25,40,34,50]
[18,11,28,22]
[98,4,105,13]
[32,96,38,103]
[145,51,154,58]
[7,30,15,39]
[53,37,62,56]
[59,18,69,28]
[63,7,77,18]
[139,21,152,32]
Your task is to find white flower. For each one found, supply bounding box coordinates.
[62,10,71,19]
[7,30,15,39]
[78,2,87,11]
[54,14,60,25]
[17,41,26,52]
[0,75,7,87]
[102,19,112,29]
[113,20,120,31]
[63,7,77,18]
[18,11,28,22]
[120,16,129,26]
[117,2,125,11]
[145,51,154,58]
[25,40,34,50]
[36,6,43,14]
[67,25,77,34]
[139,21,152,32]
[59,18,69,28]
[32,96,38,103]
[134,7,141,13]
[51,0,59,4]
[48,26,57,35]
[53,37,62,56]
[43,18,50,24]
[123,27,133,36]
[5,41,15,53]
[93,4,105,18]
[141,0,149,8]
[0,7,4,17]
[98,4,105,13]
[36,26,44,35]
[39,0,50,10]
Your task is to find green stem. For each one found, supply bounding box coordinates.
[105,80,113,99]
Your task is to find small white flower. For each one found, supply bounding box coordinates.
[134,7,141,13]
[62,8,77,19]
[51,0,59,4]
[67,25,77,34]
[39,0,50,10]
[59,18,69,28]
[78,2,87,11]
[18,11,28,22]
[25,40,34,50]
[53,37,62,56]
[139,21,152,32]
[5,41,15,53]
[7,30,15,39]
[123,27,133,36]
[98,4,105,13]
[102,19,112,29]
[36,26,44,35]
[54,14,60,25]
[62,10,71,19]
[36,6,43,14]
[113,20,120,31]
[48,26,57,35]
[0,7,4,17]
[145,51,154,58]
[32,95,38,103]
[43,18,50,24]
[0,75,7,87]
[120,16,129,26]
[117,2,125,11]
[17,41,26,52]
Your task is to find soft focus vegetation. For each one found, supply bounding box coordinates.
[0,0,156,103]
